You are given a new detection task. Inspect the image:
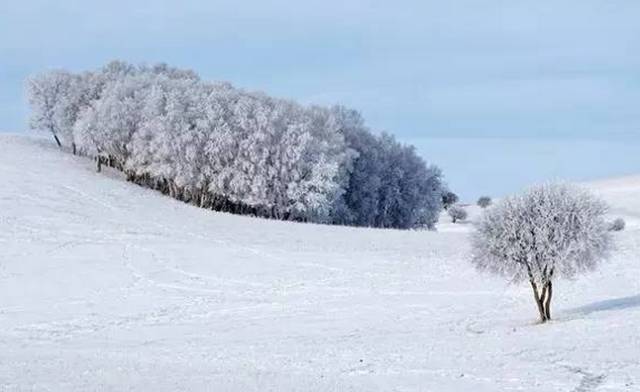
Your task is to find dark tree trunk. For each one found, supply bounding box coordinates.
[53,133,62,148]
[72,143,77,155]
[544,281,552,320]
[126,171,135,182]
[96,156,102,173]
[530,280,548,323]
[529,279,554,323]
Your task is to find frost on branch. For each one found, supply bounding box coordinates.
[26,70,76,147]
[448,204,467,223]
[471,183,612,323]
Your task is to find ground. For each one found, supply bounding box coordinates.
[1,134,639,391]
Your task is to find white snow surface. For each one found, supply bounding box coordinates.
[1,134,639,391]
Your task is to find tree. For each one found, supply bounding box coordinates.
[477,196,492,208]
[471,183,611,323]
[608,218,625,232]
[26,61,448,229]
[332,105,444,229]
[74,73,155,167]
[287,105,351,222]
[442,191,459,210]
[448,204,467,223]
[330,106,381,226]
[27,70,76,147]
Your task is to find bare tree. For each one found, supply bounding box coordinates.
[471,183,611,323]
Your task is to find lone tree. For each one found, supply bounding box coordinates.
[477,196,492,208]
[448,204,467,223]
[26,70,74,148]
[471,183,611,323]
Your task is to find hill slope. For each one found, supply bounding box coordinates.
[1,135,639,391]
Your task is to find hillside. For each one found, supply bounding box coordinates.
[1,134,639,391]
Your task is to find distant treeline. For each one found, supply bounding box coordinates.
[27,61,446,229]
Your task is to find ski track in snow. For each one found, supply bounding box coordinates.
[1,135,640,391]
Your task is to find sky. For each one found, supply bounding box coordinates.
[1,1,640,199]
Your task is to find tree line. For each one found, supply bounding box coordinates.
[27,61,446,229]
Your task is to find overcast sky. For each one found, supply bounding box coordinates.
[2,1,639,198]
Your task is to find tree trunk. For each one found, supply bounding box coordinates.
[544,281,552,320]
[72,143,77,155]
[53,133,62,148]
[530,280,547,323]
[96,156,102,173]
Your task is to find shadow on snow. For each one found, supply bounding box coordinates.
[565,294,640,317]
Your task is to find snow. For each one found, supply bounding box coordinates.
[1,134,639,391]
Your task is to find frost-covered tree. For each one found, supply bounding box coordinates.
[26,61,447,229]
[286,105,350,221]
[27,70,77,147]
[375,135,442,229]
[332,106,444,229]
[442,191,458,210]
[608,218,625,232]
[330,106,380,226]
[75,73,155,166]
[448,204,467,223]
[477,196,492,208]
[471,183,612,323]
[126,76,206,195]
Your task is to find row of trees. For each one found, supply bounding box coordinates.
[27,61,447,229]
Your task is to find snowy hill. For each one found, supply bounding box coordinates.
[1,134,639,391]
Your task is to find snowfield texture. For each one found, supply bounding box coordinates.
[1,135,639,391]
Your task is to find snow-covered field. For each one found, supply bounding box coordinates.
[1,134,639,391]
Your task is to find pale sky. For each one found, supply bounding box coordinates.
[2,1,640,198]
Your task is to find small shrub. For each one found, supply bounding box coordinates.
[609,218,625,232]
[448,204,467,223]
